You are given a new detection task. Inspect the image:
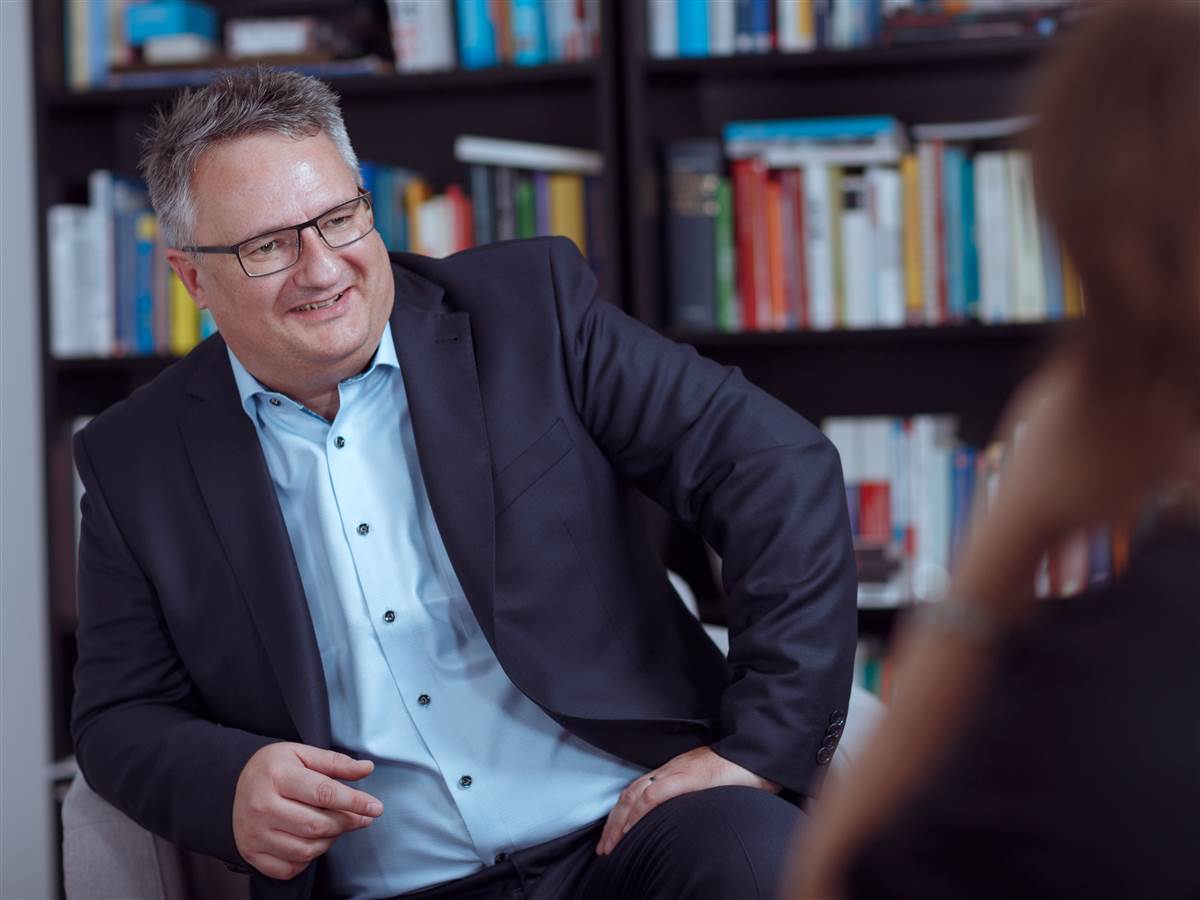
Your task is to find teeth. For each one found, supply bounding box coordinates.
[295,291,344,313]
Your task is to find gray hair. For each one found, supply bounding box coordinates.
[140,66,361,248]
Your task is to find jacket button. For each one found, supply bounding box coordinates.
[458,775,473,788]
[357,523,370,535]
[816,747,834,765]
[417,693,431,706]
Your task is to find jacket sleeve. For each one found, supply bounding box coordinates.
[71,427,276,867]
[547,236,858,795]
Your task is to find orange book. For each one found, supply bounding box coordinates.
[1061,242,1085,317]
[765,177,786,329]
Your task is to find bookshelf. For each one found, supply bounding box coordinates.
[32,0,1065,760]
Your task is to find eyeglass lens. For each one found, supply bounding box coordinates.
[237,196,374,276]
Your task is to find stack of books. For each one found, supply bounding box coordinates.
[647,0,1076,60]
[47,137,605,359]
[823,414,1119,609]
[664,115,1084,332]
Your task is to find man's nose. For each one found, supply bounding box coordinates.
[292,224,342,287]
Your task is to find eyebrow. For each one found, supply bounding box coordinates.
[227,192,362,247]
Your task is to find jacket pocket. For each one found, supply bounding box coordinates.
[495,418,575,514]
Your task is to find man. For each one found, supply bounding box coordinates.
[72,68,856,900]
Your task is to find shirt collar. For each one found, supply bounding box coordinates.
[227,320,399,419]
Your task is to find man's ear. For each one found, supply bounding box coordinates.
[165,249,208,309]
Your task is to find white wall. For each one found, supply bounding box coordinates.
[0,0,55,897]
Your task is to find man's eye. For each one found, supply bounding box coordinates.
[324,215,352,229]
[249,239,279,256]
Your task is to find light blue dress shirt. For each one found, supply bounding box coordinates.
[227,324,646,899]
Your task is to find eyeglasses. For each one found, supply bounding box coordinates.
[180,192,375,277]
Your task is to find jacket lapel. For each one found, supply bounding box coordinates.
[178,339,332,749]
[389,266,498,645]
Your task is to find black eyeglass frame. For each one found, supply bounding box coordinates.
[179,190,375,278]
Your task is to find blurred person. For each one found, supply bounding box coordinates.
[70,67,858,900]
[787,1,1200,897]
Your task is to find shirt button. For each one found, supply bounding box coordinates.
[458,775,473,789]
[269,398,282,407]
[334,436,346,448]
[417,693,431,706]
[383,610,396,624]
[494,852,508,865]
[357,523,370,536]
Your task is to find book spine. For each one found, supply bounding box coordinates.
[457,0,499,68]
[786,168,809,328]
[514,172,536,239]
[470,165,494,246]
[777,170,799,329]
[548,173,586,254]
[533,170,551,235]
[803,163,835,330]
[665,140,721,331]
[677,0,710,57]
[493,166,517,240]
[840,175,873,328]
[901,153,923,325]
[709,0,737,55]
[872,167,905,328]
[1009,152,1046,321]
[961,154,979,319]
[943,145,964,321]
[1039,216,1065,319]
[734,0,755,53]
[134,212,156,354]
[47,205,87,358]
[765,176,786,329]
[714,176,739,332]
[751,0,772,51]
[648,0,679,58]
[167,270,197,357]
[510,0,548,65]
[828,166,845,327]
[731,158,759,331]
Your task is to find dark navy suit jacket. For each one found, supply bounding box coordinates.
[72,237,857,899]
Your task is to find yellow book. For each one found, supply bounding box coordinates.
[829,167,844,327]
[901,154,923,323]
[167,271,198,356]
[548,173,586,256]
[797,0,815,49]
[1061,242,1085,317]
[405,179,433,255]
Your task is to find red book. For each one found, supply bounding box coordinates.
[765,176,785,330]
[731,158,768,331]
[785,168,809,329]
[858,482,891,545]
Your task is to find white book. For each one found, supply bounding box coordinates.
[869,167,905,327]
[841,201,875,328]
[910,415,957,602]
[759,143,902,168]
[803,164,836,330]
[87,170,117,357]
[453,135,603,175]
[917,142,941,324]
[648,0,678,58]
[47,205,90,358]
[1007,152,1046,321]
[387,0,455,73]
[777,0,815,52]
[974,151,1010,323]
[709,0,736,55]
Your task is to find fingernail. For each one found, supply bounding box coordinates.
[366,801,383,816]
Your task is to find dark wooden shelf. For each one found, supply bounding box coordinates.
[45,60,599,110]
[670,320,1064,350]
[644,36,1056,79]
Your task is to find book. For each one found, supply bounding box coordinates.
[456,0,499,69]
[648,0,679,58]
[869,166,905,327]
[709,0,737,55]
[454,135,603,174]
[713,176,740,332]
[510,0,549,65]
[47,204,92,358]
[386,0,456,73]
[665,140,723,330]
[900,153,923,325]
[803,163,836,330]
[678,0,710,56]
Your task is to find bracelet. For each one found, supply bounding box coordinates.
[911,598,1005,644]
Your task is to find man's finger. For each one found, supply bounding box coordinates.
[272,797,374,840]
[279,767,383,817]
[619,772,692,839]
[294,745,375,781]
[597,774,656,856]
[265,830,334,865]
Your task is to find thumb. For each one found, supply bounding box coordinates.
[294,745,375,781]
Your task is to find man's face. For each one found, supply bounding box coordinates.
[170,130,394,389]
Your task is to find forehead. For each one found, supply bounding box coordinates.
[190,131,359,239]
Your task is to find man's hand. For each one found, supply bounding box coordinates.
[596,746,780,856]
[232,742,383,880]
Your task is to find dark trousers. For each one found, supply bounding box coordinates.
[392,786,804,900]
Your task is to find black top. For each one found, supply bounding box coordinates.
[847,524,1200,900]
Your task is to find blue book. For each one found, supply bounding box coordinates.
[456,0,498,69]
[943,146,965,320]
[723,115,902,145]
[1039,216,1065,319]
[87,0,110,87]
[677,0,709,57]
[133,213,156,354]
[750,0,771,51]
[470,165,494,247]
[961,155,980,319]
[734,0,755,53]
[510,0,548,66]
[949,446,976,565]
[373,167,394,250]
